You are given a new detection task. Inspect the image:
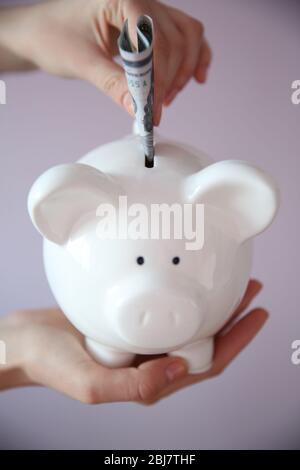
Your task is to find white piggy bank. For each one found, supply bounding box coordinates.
[28,134,279,373]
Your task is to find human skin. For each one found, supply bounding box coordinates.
[0,280,267,405]
[0,1,266,404]
[0,0,212,124]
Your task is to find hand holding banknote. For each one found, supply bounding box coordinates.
[0,0,211,125]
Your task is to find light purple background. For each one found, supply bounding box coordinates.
[0,0,299,450]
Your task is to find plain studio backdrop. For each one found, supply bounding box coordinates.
[0,0,299,450]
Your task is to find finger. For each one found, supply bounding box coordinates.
[194,38,212,83]
[166,9,204,100]
[161,34,184,106]
[71,355,187,404]
[83,55,134,117]
[116,0,168,125]
[233,280,263,317]
[162,32,184,106]
[218,279,263,334]
[150,11,184,107]
[211,308,269,376]
[152,29,170,125]
[154,308,268,403]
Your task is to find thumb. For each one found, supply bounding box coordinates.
[84,56,134,116]
[78,356,188,404]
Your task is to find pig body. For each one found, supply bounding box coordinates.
[28,134,279,373]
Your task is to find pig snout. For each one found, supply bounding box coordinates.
[105,275,204,349]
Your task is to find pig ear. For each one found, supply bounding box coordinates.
[28,163,120,245]
[183,160,280,243]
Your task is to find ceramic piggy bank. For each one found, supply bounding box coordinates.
[28,133,279,373]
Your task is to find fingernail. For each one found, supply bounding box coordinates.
[123,92,134,116]
[197,66,208,83]
[254,281,263,292]
[164,88,179,106]
[153,106,162,126]
[165,360,187,383]
[257,308,269,322]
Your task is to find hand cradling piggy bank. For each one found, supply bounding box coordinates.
[28,133,279,373]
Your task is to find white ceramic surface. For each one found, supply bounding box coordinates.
[28,134,279,373]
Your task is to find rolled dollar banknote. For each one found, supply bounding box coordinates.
[118,15,154,168]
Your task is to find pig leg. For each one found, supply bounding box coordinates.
[85,338,135,368]
[169,338,214,374]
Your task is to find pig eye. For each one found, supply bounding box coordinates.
[172,256,180,265]
[136,256,145,265]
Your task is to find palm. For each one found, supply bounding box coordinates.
[20,279,266,404]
